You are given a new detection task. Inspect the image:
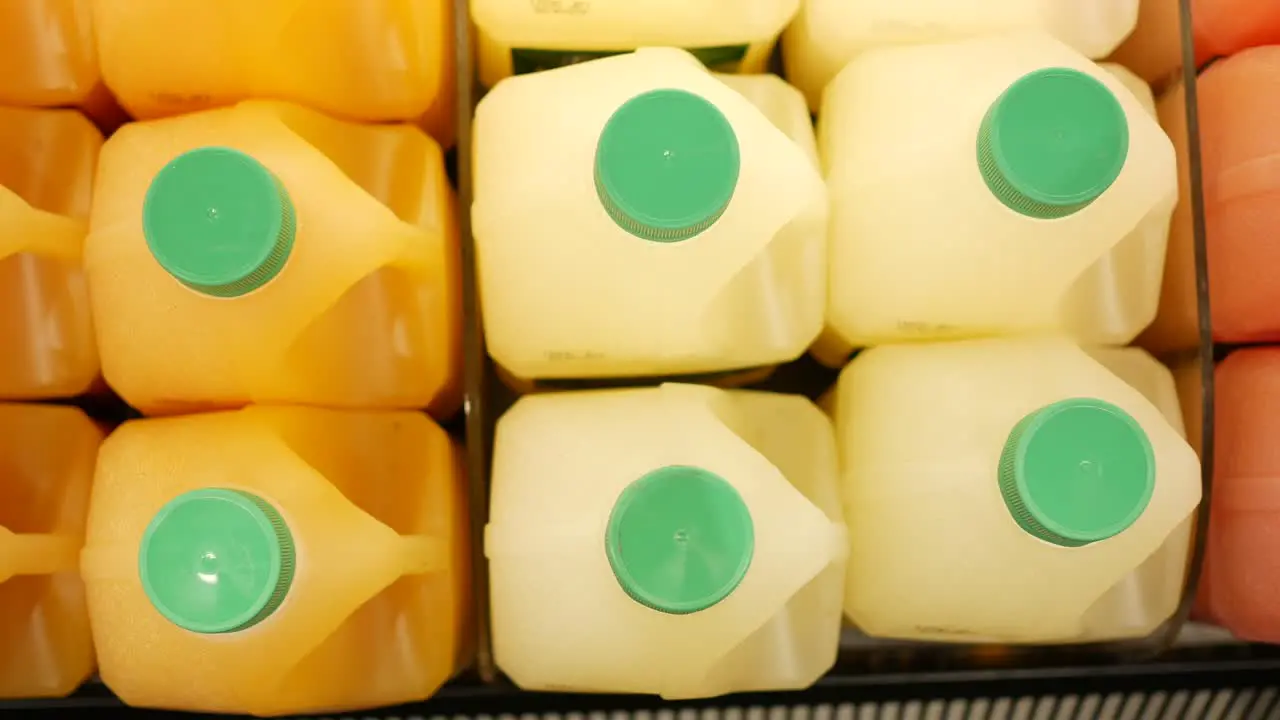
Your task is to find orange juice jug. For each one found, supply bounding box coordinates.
[80,406,471,716]
[470,0,797,88]
[0,106,101,400]
[91,0,456,145]
[1197,349,1280,643]
[85,100,460,417]
[0,0,97,108]
[819,33,1175,351]
[488,383,846,697]
[0,403,101,698]
[474,49,827,383]
[784,0,1138,110]
[1168,48,1280,344]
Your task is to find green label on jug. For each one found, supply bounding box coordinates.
[510,44,749,76]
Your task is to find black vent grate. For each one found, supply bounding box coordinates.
[314,689,1280,720]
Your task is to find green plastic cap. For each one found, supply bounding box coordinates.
[977,68,1130,219]
[139,488,296,634]
[143,146,296,297]
[605,465,754,614]
[594,89,741,243]
[998,398,1155,547]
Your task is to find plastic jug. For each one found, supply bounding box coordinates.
[1165,48,1280,344]
[0,0,96,107]
[91,0,456,145]
[831,337,1200,643]
[783,0,1138,110]
[818,33,1176,352]
[474,48,826,383]
[487,383,847,698]
[80,406,471,716]
[470,0,796,88]
[0,106,101,400]
[0,403,100,698]
[1197,348,1280,643]
[85,100,461,417]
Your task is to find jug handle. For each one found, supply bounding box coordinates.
[0,530,80,581]
[0,189,85,264]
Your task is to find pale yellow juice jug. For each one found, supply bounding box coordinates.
[91,0,456,144]
[831,337,1200,643]
[784,0,1138,110]
[0,106,101,400]
[474,48,827,383]
[85,100,461,417]
[0,403,100,698]
[487,383,847,698]
[81,406,471,716]
[470,0,796,88]
[818,33,1176,354]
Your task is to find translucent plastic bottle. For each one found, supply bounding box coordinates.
[832,337,1200,643]
[0,0,96,107]
[81,406,471,716]
[0,106,101,400]
[819,33,1176,352]
[783,0,1138,110]
[91,0,456,144]
[470,0,797,88]
[85,100,461,417]
[1113,0,1280,87]
[0,403,101,698]
[474,48,827,382]
[1197,349,1280,643]
[1168,48,1280,344]
[488,383,847,698]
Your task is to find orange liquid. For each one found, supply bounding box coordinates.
[1109,0,1280,87]
[1199,348,1280,642]
[0,106,101,400]
[0,403,101,698]
[82,406,472,715]
[92,0,456,145]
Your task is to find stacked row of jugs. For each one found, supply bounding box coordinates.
[1,2,471,717]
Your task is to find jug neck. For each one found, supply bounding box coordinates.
[143,146,296,298]
[605,465,754,614]
[977,68,1129,219]
[998,398,1155,547]
[139,488,295,634]
[594,89,740,243]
